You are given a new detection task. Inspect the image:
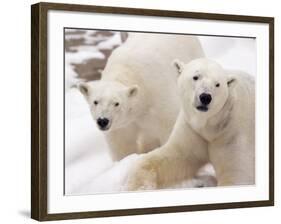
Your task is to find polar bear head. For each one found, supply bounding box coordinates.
[78,81,139,131]
[173,58,236,118]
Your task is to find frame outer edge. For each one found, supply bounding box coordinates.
[30,2,275,221]
[38,1,274,23]
[31,3,40,221]
[269,18,274,204]
[31,2,48,221]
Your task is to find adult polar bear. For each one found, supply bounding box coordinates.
[79,33,204,161]
[126,58,255,189]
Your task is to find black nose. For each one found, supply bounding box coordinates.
[97,118,109,128]
[199,93,212,105]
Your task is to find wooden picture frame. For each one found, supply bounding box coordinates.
[31,2,274,221]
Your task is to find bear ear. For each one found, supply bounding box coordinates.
[172,59,184,77]
[78,82,90,97]
[227,76,236,88]
[127,85,139,97]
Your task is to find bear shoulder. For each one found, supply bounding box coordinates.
[226,69,255,98]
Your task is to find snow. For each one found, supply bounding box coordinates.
[96,32,122,49]
[64,50,104,90]
[64,30,123,90]
[64,31,256,195]
[199,36,256,75]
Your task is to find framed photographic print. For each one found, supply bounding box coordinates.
[31,2,274,221]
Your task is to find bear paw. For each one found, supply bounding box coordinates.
[125,158,158,191]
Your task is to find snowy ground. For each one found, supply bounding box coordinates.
[64,29,256,195]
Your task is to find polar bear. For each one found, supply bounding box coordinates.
[78,33,205,161]
[125,58,255,190]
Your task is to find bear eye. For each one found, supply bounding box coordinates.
[94,100,98,105]
[193,76,199,81]
[215,83,220,88]
[114,102,119,107]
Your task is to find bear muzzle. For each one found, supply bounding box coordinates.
[199,93,212,105]
[97,117,111,131]
[194,93,212,112]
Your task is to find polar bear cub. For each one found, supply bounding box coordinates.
[126,58,255,190]
[78,33,204,161]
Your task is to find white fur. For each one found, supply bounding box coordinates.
[126,58,255,190]
[79,33,205,160]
